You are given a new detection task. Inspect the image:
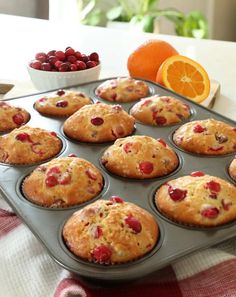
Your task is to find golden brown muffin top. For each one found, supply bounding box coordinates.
[95,77,149,102]
[63,102,135,143]
[34,89,92,117]
[173,118,236,155]
[23,156,103,207]
[229,156,236,181]
[155,172,236,227]
[0,125,62,165]
[101,135,178,179]
[0,101,30,132]
[63,198,158,264]
[130,95,190,126]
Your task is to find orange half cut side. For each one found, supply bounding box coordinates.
[156,55,210,103]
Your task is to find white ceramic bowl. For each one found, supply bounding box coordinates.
[27,63,101,91]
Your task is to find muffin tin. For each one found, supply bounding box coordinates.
[0,77,235,282]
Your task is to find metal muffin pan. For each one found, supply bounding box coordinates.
[0,78,235,282]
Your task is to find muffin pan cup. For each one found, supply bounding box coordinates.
[0,78,235,282]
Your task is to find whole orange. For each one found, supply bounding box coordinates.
[127,39,178,82]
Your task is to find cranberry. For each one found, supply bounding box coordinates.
[31,143,43,155]
[91,117,104,126]
[66,55,77,63]
[85,169,97,180]
[215,134,228,143]
[94,226,103,239]
[110,196,124,203]
[190,171,205,177]
[37,165,47,172]
[81,54,89,63]
[92,245,112,263]
[89,52,99,62]
[123,142,133,153]
[45,175,58,187]
[209,192,217,199]
[31,48,99,72]
[125,215,142,233]
[157,138,167,147]
[55,60,63,69]
[0,102,9,108]
[12,113,25,126]
[68,153,77,157]
[47,166,61,175]
[110,93,117,101]
[59,63,70,72]
[41,63,51,71]
[86,61,97,68]
[56,100,68,108]
[193,124,206,133]
[160,97,171,103]
[38,97,47,102]
[155,116,167,126]
[76,60,87,70]
[35,52,47,63]
[113,125,124,137]
[208,146,224,152]
[206,180,221,193]
[56,90,65,96]
[141,99,152,106]
[139,161,154,174]
[55,51,65,61]
[50,131,57,137]
[65,47,75,56]
[70,64,78,71]
[75,51,82,59]
[15,132,31,142]
[47,50,56,57]
[168,186,187,201]
[201,206,219,218]
[221,199,232,211]
[48,56,58,66]
[30,60,42,70]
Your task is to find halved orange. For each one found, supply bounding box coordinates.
[156,55,210,103]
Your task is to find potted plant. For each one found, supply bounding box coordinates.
[78,0,208,38]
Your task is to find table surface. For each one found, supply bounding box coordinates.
[0,13,236,120]
[0,14,236,297]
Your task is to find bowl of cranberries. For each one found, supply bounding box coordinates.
[28,47,101,91]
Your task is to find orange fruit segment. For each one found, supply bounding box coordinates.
[156,55,210,103]
[127,39,178,82]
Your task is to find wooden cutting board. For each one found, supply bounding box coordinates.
[201,79,220,108]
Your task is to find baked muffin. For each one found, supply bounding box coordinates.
[130,95,190,126]
[0,126,62,165]
[101,135,178,179]
[229,157,236,181]
[22,156,103,207]
[155,172,236,227]
[173,118,236,155]
[63,197,159,264]
[34,89,92,117]
[95,77,149,102]
[0,101,30,133]
[63,103,135,143]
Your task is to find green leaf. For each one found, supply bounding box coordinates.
[82,9,102,26]
[106,6,124,21]
[141,15,155,32]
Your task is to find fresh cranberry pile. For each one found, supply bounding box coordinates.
[29,47,100,72]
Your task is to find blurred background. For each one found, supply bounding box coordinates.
[0,0,235,41]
